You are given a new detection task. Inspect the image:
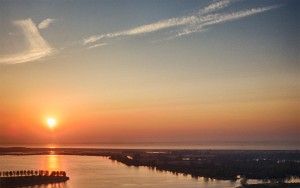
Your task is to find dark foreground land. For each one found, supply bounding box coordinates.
[109,150,300,180]
[0,147,299,188]
[0,176,69,188]
[237,183,300,188]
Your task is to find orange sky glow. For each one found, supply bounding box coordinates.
[0,0,299,145]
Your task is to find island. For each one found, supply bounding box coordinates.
[0,170,69,188]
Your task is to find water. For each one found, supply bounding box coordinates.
[0,155,238,188]
[1,141,299,150]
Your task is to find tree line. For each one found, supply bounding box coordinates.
[0,170,66,177]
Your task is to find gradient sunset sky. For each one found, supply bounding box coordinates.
[0,0,299,144]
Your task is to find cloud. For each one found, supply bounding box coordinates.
[0,18,53,64]
[83,0,278,46]
[200,0,232,14]
[83,0,233,45]
[38,18,55,29]
[172,5,279,38]
[83,0,232,45]
[87,43,108,49]
[83,16,197,44]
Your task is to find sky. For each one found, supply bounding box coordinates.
[0,0,299,145]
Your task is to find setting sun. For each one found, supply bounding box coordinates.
[47,118,57,129]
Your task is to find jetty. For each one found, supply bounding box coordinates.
[0,170,69,188]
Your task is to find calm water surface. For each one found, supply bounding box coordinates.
[0,155,239,188]
[1,142,299,150]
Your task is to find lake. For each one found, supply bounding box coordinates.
[0,155,239,188]
[1,141,299,150]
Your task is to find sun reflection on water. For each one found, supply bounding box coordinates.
[47,155,59,171]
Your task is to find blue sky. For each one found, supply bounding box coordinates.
[0,0,298,65]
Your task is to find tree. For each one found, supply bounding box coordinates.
[39,170,44,176]
[50,171,54,176]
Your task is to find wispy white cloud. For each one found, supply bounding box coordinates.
[200,0,232,14]
[38,18,55,29]
[172,5,279,38]
[87,43,108,49]
[84,0,232,45]
[83,16,198,44]
[0,18,53,64]
[83,0,278,47]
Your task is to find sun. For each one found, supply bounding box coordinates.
[47,118,57,129]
